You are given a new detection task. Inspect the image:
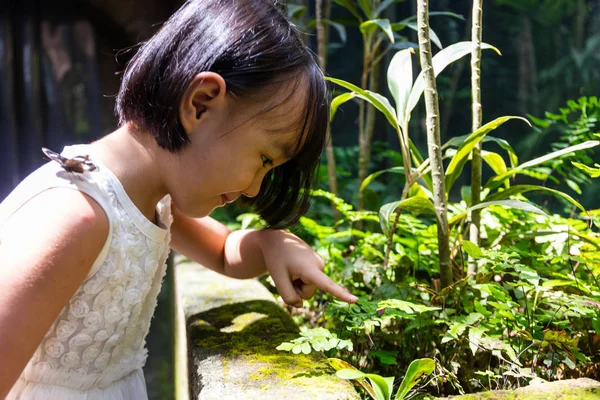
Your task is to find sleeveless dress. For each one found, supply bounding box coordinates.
[0,145,173,399]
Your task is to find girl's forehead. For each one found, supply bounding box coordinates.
[256,79,308,127]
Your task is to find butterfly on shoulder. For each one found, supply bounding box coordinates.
[41,147,97,173]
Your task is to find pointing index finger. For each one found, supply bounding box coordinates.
[303,269,358,304]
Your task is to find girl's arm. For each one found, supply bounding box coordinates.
[0,189,108,397]
[170,205,357,307]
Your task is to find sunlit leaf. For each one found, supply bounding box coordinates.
[403,21,443,49]
[485,185,587,214]
[330,92,357,121]
[445,116,530,193]
[394,358,435,400]
[336,369,367,380]
[328,358,379,399]
[335,368,394,400]
[276,342,294,351]
[462,240,484,258]
[360,19,395,42]
[327,77,398,128]
[481,150,509,185]
[449,200,547,226]
[443,135,519,168]
[406,42,500,118]
[572,161,600,178]
[361,167,407,192]
[380,197,436,236]
[487,140,600,190]
[388,49,414,125]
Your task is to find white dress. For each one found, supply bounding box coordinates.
[0,145,173,399]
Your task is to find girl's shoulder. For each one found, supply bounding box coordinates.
[0,145,115,232]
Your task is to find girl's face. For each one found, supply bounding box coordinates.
[163,73,308,218]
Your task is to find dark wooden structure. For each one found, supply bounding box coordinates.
[0,0,179,200]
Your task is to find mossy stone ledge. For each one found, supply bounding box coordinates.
[173,255,360,400]
[441,378,600,400]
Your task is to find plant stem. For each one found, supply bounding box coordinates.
[316,0,340,220]
[416,0,452,288]
[468,0,483,277]
[357,33,370,211]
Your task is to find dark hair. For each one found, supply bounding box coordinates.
[115,0,328,228]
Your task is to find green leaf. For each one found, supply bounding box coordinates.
[387,49,414,125]
[379,299,440,313]
[300,342,311,354]
[357,0,373,19]
[360,19,395,42]
[487,140,600,190]
[399,12,465,24]
[566,179,582,195]
[361,167,407,192]
[329,359,379,399]
[336,369,394,400]
[337,369,367,380]
[407,42,500,118]
[443,135,518,168]
[403,22,443,49]
[445,116,530,193]
[394,358,435,400]
[380,197,436,236]
[481,150,509,186]
[276,342,294,351]
[330,92,357,121]
[572,161,600,178]
[462,240,484,258]
[449,200,547,226]
[323,19,348,44]
[367,375,394,400]
[327,77,398,128]
[485,185,587,214]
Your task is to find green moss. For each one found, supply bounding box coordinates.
[189,300,299,356]
[188,300,356,395]
[449,384,600,399]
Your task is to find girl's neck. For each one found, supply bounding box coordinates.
[91,125,169,224]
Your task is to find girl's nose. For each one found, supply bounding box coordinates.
[242,173,265,198]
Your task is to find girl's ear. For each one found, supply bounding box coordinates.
[179,72,227,136]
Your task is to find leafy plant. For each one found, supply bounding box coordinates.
[276,327,353,354]
[330,357,435,400]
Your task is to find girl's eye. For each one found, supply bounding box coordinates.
[261,155,273,167]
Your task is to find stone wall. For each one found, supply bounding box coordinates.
[173,255,360,400]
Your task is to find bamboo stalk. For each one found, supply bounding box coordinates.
[468,0,483,277]
[416,0,452,288]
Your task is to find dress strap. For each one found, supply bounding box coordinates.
[0,159,114,280]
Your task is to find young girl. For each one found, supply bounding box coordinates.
[0,0,358,398]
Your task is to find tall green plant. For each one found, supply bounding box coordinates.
[316,0,340,220]
[331,357,435,400]
[416,0,451,287]
[332,0,459,210]
[468,0,483,276]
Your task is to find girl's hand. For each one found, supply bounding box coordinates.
[258,229,358,308]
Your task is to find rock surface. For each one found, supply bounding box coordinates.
[174,256,360,400]
[444,378,600,399]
